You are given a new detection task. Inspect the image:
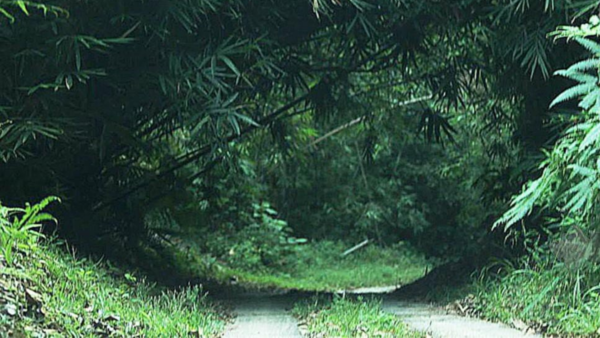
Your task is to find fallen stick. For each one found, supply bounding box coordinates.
[341,239,371,257]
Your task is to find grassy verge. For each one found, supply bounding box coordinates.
[470,257,600,336]
[292,296,423,338]
[209,241,434,291]
[1,200,226,337]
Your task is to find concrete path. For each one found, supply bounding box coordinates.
[223,294,302,338]
[383,300,541,338]
[220,289,541,338]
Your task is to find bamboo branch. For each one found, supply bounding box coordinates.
[308,95,432,148]
[308,116,366,148]
[341,239,371,257]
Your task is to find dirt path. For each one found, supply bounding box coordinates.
[222,294,302,338]
[383,299,540,338]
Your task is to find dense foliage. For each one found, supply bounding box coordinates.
[0,0,593,255]
[7,0,600,336]
[3,0,600,312]
[463,16,600,337]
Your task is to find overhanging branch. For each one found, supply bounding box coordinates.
[93,92,311,211]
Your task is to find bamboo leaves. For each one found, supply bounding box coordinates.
[0,0,66,23]
[0,119,63,162]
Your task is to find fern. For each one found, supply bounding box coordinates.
[550,82,596,108]
[579,122,600,150]
[565,58,600,72]
[574,37,600,55]
[554,70,597,83]
[496,17,600,230]
[0,196,59,265]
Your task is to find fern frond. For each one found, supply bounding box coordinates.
[575,37,600,55]
[38,196,61,207]
[14,196,60,229]
[578,90,600,110]
[563,177,595,212]
[566,58,600,72]
[554,70,597,83]
[550,82,596,108]
[494,171,554,229]
[569,164,596,178]
[579,122,600,150]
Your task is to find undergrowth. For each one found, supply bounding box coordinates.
[292,295,423,338]
[473,254,600,336]
[0,198,226,337]
[209,241,433,291]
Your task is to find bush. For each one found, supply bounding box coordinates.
[203,202,306,271]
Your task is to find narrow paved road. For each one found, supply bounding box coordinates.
[383,300,540,338]
[221,292,540,337]
[223,294,302,338]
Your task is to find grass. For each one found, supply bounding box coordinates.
[292,295,424,338]
[0,199,227,337]
[471,256,600,336]
[210,241,434,291]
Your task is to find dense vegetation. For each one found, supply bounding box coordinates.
[0,198,226,336]
[4,0,600,336]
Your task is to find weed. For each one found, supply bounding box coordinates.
[293,295,423,338]
[473,255,600,336]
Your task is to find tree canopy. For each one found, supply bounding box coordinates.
[1,0,599,256]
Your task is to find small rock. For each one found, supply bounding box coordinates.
[511,318,529,331]
[4,303,17,316]
[25,288,43,306]
[104,314,120,322]
[189,327,204,337]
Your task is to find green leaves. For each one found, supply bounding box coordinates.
[0,0,67,22]
[417,109,456,144]
[0,118,63,162]
[549,82,597,109]
[0,197,59,265]
[495,170,555,230]
[549,37,600,110]
[497,17,600,230]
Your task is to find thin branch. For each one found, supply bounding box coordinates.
[307,95,433,148]
[308,116,367,148]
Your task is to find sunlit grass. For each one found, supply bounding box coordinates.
[213,241,434,291]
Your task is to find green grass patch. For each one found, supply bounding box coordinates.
[1,246,227,337]
[212,241,433,291]
[293,295,423,338]
[1,199,226,337]
[472,257,600,336]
